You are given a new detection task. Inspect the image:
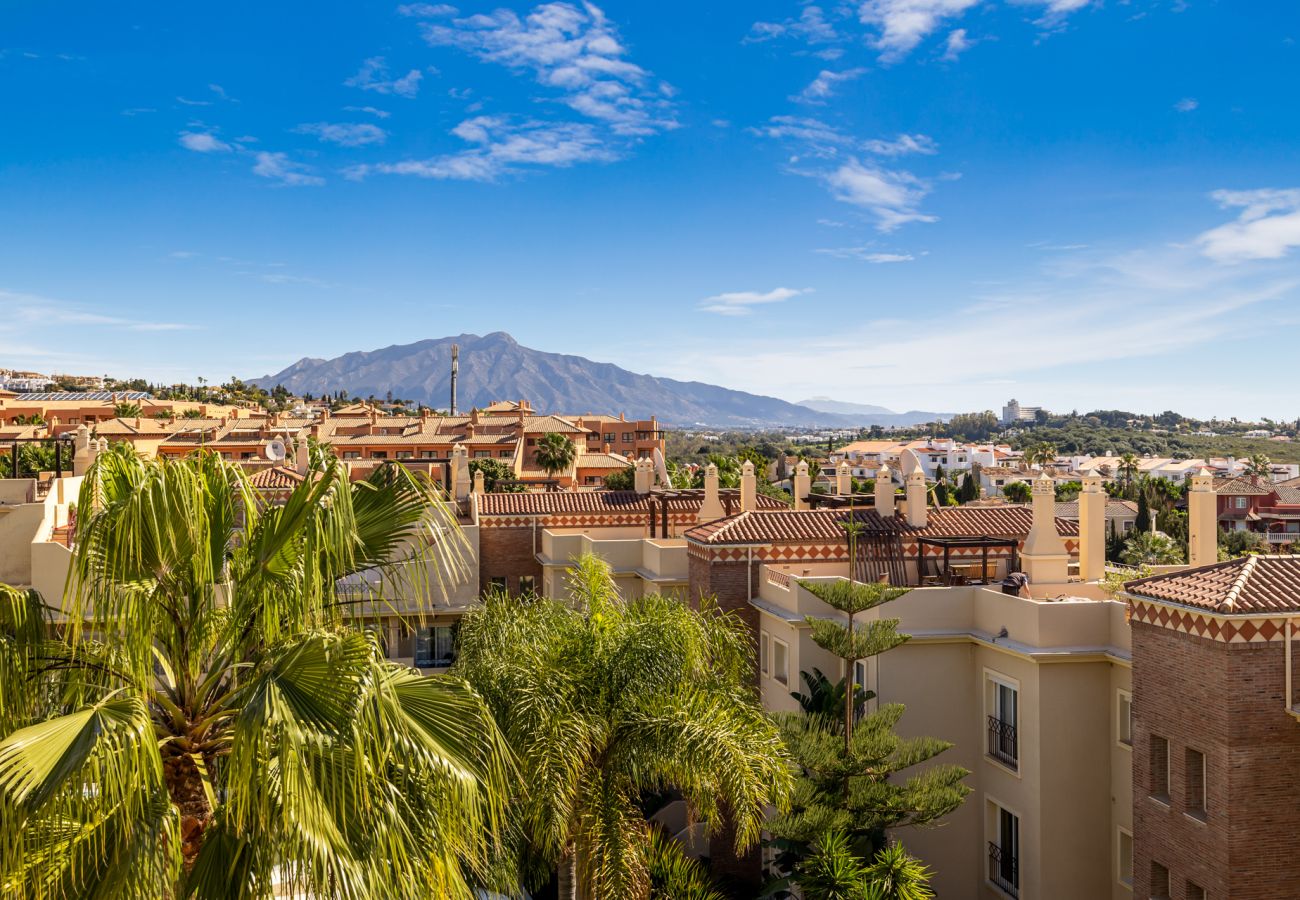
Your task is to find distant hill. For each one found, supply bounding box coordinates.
[254,332,901,428]
[798,396,951,426]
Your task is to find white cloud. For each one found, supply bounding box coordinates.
[862,133,938,156]
[293,122,388,147]
[816,247,916,262]
[793,68,867,104]
[750,115,855,157]
[1174,97,1198,112]
[824,159,936,230]
[345,57,424,98]
[178,131,231,153]
[746,6,841,46]
[252,152,325,186]
[397,3,457,15]
[699,287,813,316]
[0,290,197,332]
[345,105,392,118]
[419,2,676,137]
[1197,188,1300,264]
[354,116,615,182]
[943,28,971,60]
[176,95,212,107]
[858,0,981,61]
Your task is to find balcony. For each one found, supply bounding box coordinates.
[1266,531,1300,543]
[987,715,1018,769]
[988,842,1019,897]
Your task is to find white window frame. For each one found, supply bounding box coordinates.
[984,669,1021,773]
[760,630,771,677]
[772,637,789,686]
[1117,826,1133,890]
[1117,689,1133,749]
[985,795,1022,899]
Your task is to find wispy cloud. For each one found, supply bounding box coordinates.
[746,6,842,49]
[1197,188,1300,263]
[252,152,325,186]
[859,0,981,62]
[397,2,458,15]
[793,68,867,104]
[754,118,942,229]
[176,95,212,107]
[178,131,232,153]
[815,247,916,262]
[344,105,391,119]
[121,107,157,117]
[943,28,971,60]
[698,287,813,316]
[0,290,197,332]
[351,115,614,182]
[345,57,424,98]
[293,121,388,147]
[419,2,676,137]
[1174,97,1198,112]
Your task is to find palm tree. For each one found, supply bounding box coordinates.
[113,401,142,418]
[535,432,577,480]
[0,448,513,899]
[453,555,792,900]
[1023,441,1057,473]
[1246,453,1272,480]
[1118,452,1140,487]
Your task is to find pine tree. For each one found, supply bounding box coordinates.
[766,579,970,894]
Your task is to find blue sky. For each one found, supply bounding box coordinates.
[3,1,1299,419]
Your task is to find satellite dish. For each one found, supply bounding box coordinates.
[264,439,287,462]
[653,447,671,487]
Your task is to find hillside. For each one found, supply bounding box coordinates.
[254,332,943,428]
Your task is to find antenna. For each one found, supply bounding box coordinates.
[264,438,287,462]
[450,344,459,416]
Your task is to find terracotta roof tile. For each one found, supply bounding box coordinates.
[478,490,786,518]
[247,466,307,490]
[1213,476,1273,496]
[1126,555,1300,613]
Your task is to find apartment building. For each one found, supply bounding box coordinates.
[0,391,243,428]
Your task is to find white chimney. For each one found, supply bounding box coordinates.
[836,460,852,495]
[874,463,895,518]
[1188,468,1217,568]
[1022,472,1068,584]
[740,459,757,511]
[698,463,725,523]
[1078,474,1105,582]
[793,460,811,511]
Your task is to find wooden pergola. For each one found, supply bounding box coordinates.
[646,488,741,538]
[916,536,1019,586]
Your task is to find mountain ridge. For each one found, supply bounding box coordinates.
[253,333,948,428]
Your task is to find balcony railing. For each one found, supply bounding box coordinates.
[987,715,1018,768]
[1266,531,1300,543]
[988,842,1019,897]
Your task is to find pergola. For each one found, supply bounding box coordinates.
[916,536,1019,586]
[646,488,741,538]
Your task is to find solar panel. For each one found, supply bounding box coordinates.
[14,391,154,401]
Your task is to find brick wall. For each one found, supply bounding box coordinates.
[476,525,542,594]
[1132,619,1300,899]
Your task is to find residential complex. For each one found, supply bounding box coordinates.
[4,435,1299,897]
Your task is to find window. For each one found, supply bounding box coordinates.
[396,450,413,459]
[987,674,1019,769]
[527,438,536,447]
[499,450,511,458]
[369,451,387,459]
[1235,497,1248,509]
[622,432,633,442]
[988,804,1020,897]
[1150,735,1170,802]
[1117,828,1133,888]
[487,576,507,593]
[772,638,789,686]
[518,575,536,595]
[414,624,457,668]
[1185,747,1206,820]
[474,450,490,458]
[1118,690,1133,747]
[1150,862,1170,899]
[1185,881,1205,900]
[760,631,770,677]
[420,450,438,459]
[604,432,616,443]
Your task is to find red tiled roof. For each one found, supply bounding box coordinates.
[247,466,306,490]
[684,505,1078,545]
[1213,477,1273,496]
[477,490,787,517]
[1125,555,1300,613]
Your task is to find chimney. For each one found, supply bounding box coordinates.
[450,445,470,501]
[1078,473,1105,582]
[449,344,459,416]
[793,460,811,511]
[836,460,852,496]
[1022,472,1068,584]
[698,463,725,523]
[901,451,926,528]
[473,469,485,496]
[874,463,895,518]
[1188,468,1217,568]
[633,458,652,494]
[740,460,757,511]
[603,442,611,454]
[295,438,310,475]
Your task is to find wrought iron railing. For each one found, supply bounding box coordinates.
[987,715,1018,768]
[988,841,1019,897]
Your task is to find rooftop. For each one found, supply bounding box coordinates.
[1126,555,1300,613]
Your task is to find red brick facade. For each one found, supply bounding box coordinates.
[476,525,542,594]
[1132,619,1300,899]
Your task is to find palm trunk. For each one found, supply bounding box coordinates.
[557,847,579,900]
[163,749,214,871]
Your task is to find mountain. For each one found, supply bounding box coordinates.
[253,332,945,429]
[798,396,952,427]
